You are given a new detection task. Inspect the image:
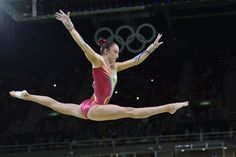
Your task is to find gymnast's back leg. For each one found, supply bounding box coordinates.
[9,90,87,119]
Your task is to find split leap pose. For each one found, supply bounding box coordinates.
[10,10,188,121]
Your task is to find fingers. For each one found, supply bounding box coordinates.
[55,12,62,20]
[159,41,164,46]
[59,9,67,16]
[55,17,61,21]
[55,10,68,16]
[55,10,70,21]
[156,33,162,40]
[55,12,61,17]
[154,33,163,44]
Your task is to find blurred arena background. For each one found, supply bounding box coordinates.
[0,0,236,156]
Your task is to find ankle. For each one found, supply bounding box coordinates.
[24,94,31,101]
[168,104,175,114]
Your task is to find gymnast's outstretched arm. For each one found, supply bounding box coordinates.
[116,33,163,72]
[55,10,101,66]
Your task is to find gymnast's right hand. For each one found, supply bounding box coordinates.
[55,10,74,31]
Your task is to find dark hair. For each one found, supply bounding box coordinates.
[97,37,116,55]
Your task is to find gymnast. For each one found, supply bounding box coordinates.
[10,10,188,121]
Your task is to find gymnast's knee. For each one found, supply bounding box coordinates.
[126,107,149,119]
[125,107,137,117]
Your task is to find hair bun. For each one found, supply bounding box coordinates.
[98,38,107,47]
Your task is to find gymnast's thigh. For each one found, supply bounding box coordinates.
[87,104,132,121]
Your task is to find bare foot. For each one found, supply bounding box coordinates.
[9,90,29,100]
[169,101,188,114]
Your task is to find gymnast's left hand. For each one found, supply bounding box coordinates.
[153,33,164,48]
[146,33,164,53]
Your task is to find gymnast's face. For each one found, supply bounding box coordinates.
[106,44,119,63]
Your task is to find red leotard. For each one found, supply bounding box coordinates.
[80,65,117,118]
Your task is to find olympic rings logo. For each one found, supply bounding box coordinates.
[94,23,156,53]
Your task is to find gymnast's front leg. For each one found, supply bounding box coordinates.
[86,101,188,121]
